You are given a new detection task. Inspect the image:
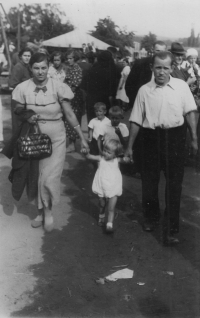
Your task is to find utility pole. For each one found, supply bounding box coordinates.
[17,6,20,52]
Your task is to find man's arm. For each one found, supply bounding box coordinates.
[185,111,198,153]
[124,122,141,160]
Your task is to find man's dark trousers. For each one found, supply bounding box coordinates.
[140,124,186,233]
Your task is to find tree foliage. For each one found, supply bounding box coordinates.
[7,4,74,44]
[90,17,135,56]
[141,32,157,53]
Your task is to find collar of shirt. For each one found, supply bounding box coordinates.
[149,75,175,93]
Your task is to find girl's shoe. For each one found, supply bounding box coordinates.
[98,214,105,227]
[106,222,114,233]
[44,215,54,232]
[31,215,43,228]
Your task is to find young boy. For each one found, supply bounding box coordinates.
[88,102,110,155]
[98,106,129,154]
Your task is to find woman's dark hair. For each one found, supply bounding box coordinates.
[18,47,33,58]
[66,49,80,62]
[97,50,115,68]
[29,52,49,67]
[50,51,64,63]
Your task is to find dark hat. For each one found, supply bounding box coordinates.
[170,42,185,55]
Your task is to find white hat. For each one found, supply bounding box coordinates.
[186,48,198,58]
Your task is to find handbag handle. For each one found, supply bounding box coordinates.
[24,120,41,138]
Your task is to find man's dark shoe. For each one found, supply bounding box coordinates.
[142,220,155,232]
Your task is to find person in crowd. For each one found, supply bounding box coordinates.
[8,47,33,135]
[90,41,96,53]
[116,58,131,110]
[2,52,89,232]
[78,53,92,78]
[48,51,66,82]
[182,48,200,78]
[0,43,8,70]
[82,43,89,54]
[125,40,167,175]
[88,102,110,156]
[81,50,117,122]
[86,51,96,65]
[170,42,192,83]
[84,139,128,233]
[98,106,129,154]
[64,49,84,153]
[125,51,198,244]
[125,40,167,107]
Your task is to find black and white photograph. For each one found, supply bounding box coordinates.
[0,0,200,317]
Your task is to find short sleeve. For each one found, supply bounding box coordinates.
[12,84,26,105]
[57,82,74,102]
[120,124,129,137]
[182,82,197,115]
[129,87,145,126]
[88,119,95,129]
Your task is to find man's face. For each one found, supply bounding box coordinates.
[151,56,172,86]
[153,44,166,54]
[173,53,184,66]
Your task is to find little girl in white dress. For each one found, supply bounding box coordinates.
[84,139,129,233]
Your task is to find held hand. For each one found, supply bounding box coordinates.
[27,114,40,124]
[81,139,90,154]
[124,147,134,163]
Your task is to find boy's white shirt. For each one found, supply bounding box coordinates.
[99,122,129,143]
[88,116,110,140]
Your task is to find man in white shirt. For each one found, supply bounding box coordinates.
[125,51,198,244]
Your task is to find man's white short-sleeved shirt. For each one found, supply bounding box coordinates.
[88,116,110,140]
[129,76,197,129]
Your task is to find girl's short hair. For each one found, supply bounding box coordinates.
[109,106,124,119]
[50,51,64,63]
[94,102,107,112]
[18,47,33,58]
[29,52,49,67]
[66,49,80,62]
[103,139,123,157]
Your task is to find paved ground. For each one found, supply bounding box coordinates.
[0,93,200,318]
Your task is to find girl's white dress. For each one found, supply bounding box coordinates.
[92,157,122,198]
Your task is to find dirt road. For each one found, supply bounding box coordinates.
[0,94,200,318]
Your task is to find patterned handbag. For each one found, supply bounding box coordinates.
[17,121,52,159]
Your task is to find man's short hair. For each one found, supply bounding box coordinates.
[109,106,124,119]
[153,41,166,48]
[94,102,107,112]
[152,51,173,66]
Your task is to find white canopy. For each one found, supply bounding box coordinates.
[42,29,111,50]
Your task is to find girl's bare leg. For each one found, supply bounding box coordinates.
[44,207,54,232]
[106,196,118,232]
[98,197,106,226]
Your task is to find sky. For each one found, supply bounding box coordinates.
[1,0,200,40]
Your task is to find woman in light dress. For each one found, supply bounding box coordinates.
[116,58,131,110]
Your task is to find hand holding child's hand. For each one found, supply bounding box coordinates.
[123,156,133,163]
[81,148,89,155]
